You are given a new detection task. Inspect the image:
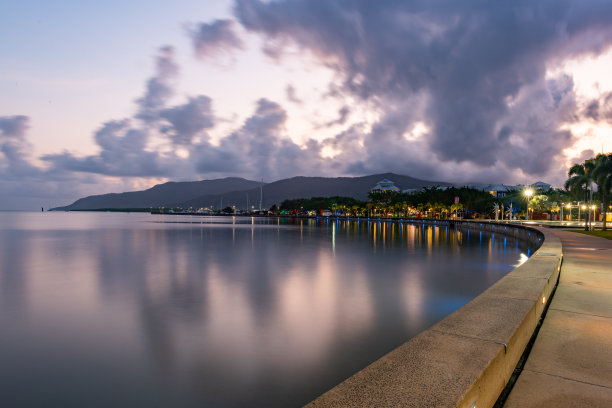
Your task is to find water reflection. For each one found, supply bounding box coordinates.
[0,213,537,407]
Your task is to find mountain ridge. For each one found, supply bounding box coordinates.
[51,173,452,211]
[51,177,263,210]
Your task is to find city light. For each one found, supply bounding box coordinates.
[524,189,534,220]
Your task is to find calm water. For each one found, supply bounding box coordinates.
[0,212,536,407]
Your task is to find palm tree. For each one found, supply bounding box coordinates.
[565,159,595,230]
[592,153,612,231]
[451,202,463,218]
[331,202,340,216]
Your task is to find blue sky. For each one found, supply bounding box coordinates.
[2,0,612,210]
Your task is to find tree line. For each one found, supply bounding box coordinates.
[279,188,507,218]
[565,153,612,230]
[276,152,612,229]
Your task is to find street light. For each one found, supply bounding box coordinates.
[524,188,534,220]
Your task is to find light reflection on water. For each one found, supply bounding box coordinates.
[0,212,537,407]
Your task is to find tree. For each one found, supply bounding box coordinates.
[592,153,612,231]
[451,202,463,218]
[565,159,595,230]
[368,190,398,205]
[529,194,550,212]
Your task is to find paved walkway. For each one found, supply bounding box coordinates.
[504,230,612,407]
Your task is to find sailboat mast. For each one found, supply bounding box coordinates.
[259,178,263,211]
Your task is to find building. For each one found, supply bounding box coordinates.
[483,184,515,198]
[531,181,552,192]
[471,181,552,198]
[370,179,400,193]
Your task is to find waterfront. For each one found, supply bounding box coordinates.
[0,212,537,407]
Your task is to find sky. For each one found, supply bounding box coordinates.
[1,0,612,210]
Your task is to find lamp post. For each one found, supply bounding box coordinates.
[524,188,534,221]
[588,184,594,231]
[566,203,572,222]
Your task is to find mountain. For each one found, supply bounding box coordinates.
[181,173,452,209]
[52,173,451,211]
[52,177,263,210]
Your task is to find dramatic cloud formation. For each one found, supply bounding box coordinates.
[41,47,183,178]
[3,1,612,209]
[194,98,325,180]
[189,19,244,59]
[40,46,323,183]
[42,48,211,179]
[234,0,612,180]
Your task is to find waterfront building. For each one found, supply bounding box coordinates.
[483,184,515,198]
[531,181,552,192]
[370,179,400,192]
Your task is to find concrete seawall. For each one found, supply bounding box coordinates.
[306,222,561,408]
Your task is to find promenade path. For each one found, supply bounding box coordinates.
[504,230,612,407]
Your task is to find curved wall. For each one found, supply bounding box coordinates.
[306,223,561,408]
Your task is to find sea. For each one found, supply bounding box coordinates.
[0,211,536,407]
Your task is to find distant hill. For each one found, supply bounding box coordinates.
[51,177,263,210]
[52,173,451,211]
[181,173,451,209]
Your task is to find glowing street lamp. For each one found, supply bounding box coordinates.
[524,188,534,220]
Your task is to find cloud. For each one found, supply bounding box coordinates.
[189,19,244,59]
[194,98,326,180]
[136,46,179,121]
[43,120,167,177]
[196,98,287,178]
[0,115,40,177]
[234,0,612,182]
[41,48,216,177]
[584,91,612,123]
[323,106,350,127]
[160,96,215,145]
[0,116,149,210]
[9,1,612,210]
[0,115,29,139]
[285,84,302,104]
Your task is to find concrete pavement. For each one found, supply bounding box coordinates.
[504,230,612,408]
